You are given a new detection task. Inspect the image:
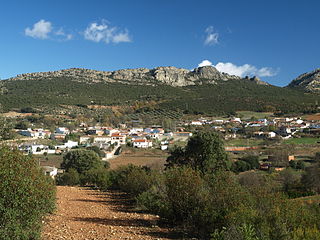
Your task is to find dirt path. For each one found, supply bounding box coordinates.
[41,186,177,240]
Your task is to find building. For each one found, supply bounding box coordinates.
[133,139,153,148]
[111,134,126,145]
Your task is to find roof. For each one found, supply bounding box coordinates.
[133,139,147,143]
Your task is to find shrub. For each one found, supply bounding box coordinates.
[56,168,80,186]
[61,149,103,174]
[81,168,111,190]
[111,165,153,196]
[0,147,56,239]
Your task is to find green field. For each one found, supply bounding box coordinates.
[225,138,264,147]
[236,111,273,120]
[284,137,320,145]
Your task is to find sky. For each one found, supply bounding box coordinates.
[1,0,320,86]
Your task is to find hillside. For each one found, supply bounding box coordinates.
[287,68,320,92]
[0,67,319,115]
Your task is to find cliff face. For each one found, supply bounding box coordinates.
[8,66,243,86]
[288,69,320,92]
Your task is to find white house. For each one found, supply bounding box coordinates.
[42,166,58,179]
[55,127,70,135]
[130,128,144,134]
[93,136,111,144]
[268,132,276,138]
[133,139,153,148]
[79,135,91,144]
[161,145,168,150]
[19,144,48,155]
[111,134,126,145]
[64,140,78,149]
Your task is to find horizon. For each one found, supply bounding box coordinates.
[1,0,320,87]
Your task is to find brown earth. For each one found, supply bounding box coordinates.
[41,186,179,240]
[109,149,168,170]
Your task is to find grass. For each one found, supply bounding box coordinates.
[294,195,320,204]
[225,138,264,147]
[35,154,64,168]
[284,137,320,145]
[236,111,273,120]
[109,147,168,170]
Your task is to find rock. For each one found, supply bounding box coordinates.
[248,76,269,85]
[8,65,253,87]
[288,68,320,92]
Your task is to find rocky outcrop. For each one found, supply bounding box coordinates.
[244,76,269,85]
[8,66,244,87]
[288,68,320,92]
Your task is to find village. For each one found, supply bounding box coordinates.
[4,112,319,179]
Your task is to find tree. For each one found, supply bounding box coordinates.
[166,131,229,173]
[61,149,103,174]
[165,146,187,169]
[0,147,55,239]
[301,163,320,193]
[185,131,229,173]
[56,168,80,186]
[241,155,260,169]
[0,117,14,141]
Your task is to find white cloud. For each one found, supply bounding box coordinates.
[204,26,219,46]
[198,60,213,67]
[25,19,52,39]
[84,20,131,44]
[25,20,72,41]
[197,60,278,77]
[55,28,73,41]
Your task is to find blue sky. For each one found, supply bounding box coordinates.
[1,0,320,86]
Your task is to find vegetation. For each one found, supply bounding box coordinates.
[57,149,111,188]
[0,147,55,239]
[104,137,320,239]
[1,77,320,115]
[168,131,230,173]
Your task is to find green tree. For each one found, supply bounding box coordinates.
[0,147,55,239]
[0,117,14,141]
[61,149,103,174]
[184,131,229,173]
[241,155,260,169]
[56,168,80,186]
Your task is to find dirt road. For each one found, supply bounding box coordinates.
[41,186,176,240]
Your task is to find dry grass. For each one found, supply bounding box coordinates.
[109,148,169,170]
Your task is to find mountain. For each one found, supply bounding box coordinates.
[0,66,319,116]
[288,68,320,92]
[7,66,268,87]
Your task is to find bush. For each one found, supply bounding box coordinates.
[81,168,111,190]
[0,147,56,239]
[61,149,103,174]
[110,165,153,196]
[56,168,80,186]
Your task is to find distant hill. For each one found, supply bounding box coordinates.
[287,68,320,92]
[0,67,319,115]
[7,66,269,87]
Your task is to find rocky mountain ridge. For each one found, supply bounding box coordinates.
[287,68,320,92]
[7,66,268,87]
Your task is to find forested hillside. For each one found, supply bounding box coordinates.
[0,77,319,115]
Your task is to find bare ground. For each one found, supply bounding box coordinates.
[41,186,178,240]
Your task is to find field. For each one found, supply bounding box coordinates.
[294,195,320,204]
[109,147,168,170]
[127,109,183,120]
[35,154,63,167]
[303,113,320,121]
[236,111,273,119]
[284,137,320,145]
[225,138,264,147]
